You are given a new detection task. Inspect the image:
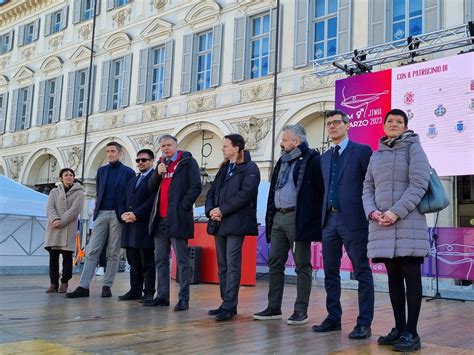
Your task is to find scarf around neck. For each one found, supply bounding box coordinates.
[276,142,306,189]
[381,130,416,148]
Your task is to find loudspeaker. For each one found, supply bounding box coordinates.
[189,246,202,285]
[175,246,202,285]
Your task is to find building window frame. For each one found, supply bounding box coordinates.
[0,31,13,54]
[312,0,338,61]
[151,45,165,101]
[17,87,29,131]
[110,57,125,110]
[249,12,270,80]
[391,0,423,41]
[195,30,213,91]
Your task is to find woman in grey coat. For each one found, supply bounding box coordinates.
[363,109,430,352]
[44,168,84,293]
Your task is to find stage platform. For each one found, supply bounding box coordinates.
[0,273,472,354]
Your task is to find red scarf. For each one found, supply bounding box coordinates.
[159,151,183,218]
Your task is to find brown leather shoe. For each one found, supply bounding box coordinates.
[45,284,58,293]
[58,283,68,293]
[101,286,112,298]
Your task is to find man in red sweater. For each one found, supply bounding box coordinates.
[144,135,201,311]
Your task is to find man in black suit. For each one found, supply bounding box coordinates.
[312,110,374,339]
[118,149,157,302]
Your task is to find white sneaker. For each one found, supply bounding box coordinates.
[95,267,105,276]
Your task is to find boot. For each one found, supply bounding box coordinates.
[58,283,68,293]
[45,284,58,293]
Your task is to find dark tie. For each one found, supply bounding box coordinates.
[227,162,235,176]
[135,174,144,188]
[333,145,341,161]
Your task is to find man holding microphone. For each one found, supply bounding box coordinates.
[144,135,201,311]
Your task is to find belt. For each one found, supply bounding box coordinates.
[276,207,296,214]
[329,206,339,212]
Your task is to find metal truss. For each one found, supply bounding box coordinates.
[312,22,474,77]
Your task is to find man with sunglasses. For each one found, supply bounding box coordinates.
[118,149,157,302]
[312,110,374,339]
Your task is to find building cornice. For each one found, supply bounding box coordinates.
[0,0,55,28]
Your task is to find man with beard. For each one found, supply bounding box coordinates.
[253,125,324,325]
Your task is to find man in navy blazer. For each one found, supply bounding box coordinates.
[118,149,157,302]
[312,110,375,339]
[67,141,135,298]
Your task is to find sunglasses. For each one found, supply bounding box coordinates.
[135,158,151,163]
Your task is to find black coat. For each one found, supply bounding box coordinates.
[205,151,260,237]
[119,169,156,249]
[148,151,202,239]
[265,143,324,242]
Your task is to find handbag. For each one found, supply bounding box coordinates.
[206,219,220,235]
[418,168,450,214]
[406,143,449,214]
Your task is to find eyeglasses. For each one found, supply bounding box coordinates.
[135,158,151,163]
[326,119,346,127]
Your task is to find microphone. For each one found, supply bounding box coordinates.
[160,153,170,178]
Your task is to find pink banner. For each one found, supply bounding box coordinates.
[335,69,392,151]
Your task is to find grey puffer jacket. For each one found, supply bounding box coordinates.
[362,134,430,259]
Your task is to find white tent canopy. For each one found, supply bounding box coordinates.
[0,175,49,274]
[0,175,47,217]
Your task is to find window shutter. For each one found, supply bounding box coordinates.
[65,71,75,119]
[36,80,46,126]
[468,0,474,22]
[122,54,132,107]
[73,0,81,24]
[61,6,69,30]
[24,85,34,129]
[53,76,63,123]
[95,0,101,16]
[369,0,387,46]
[33,19,40,41]
[210,24,223,88]
[99,61,110,112]
[45,14,52,36]
[10,89,18,132]
[337,0,351,54]
[0,92,8,134]
[17,25,24,47]
[424,0,440,33]
[180,34,193,94]
[7,29,14,51]
[88,65,96,115]
[232,16,246,82]
[137,48,149,104]
[268,6,281,75]
[294,0,309,68]
[107,0,115,11]
[163,40,174,99]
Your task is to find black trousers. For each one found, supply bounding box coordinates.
[125,247,156,296]
[384,258,423,335]
[48,249,73,285]
[215,235,244,310]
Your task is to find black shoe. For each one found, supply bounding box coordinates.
[393,331,421,352]
[253,307,282,320]
[118,290,142,301]
[101,286,112,298]
[312,318,342,332]
[139,294,155,303]
[174,300,189,312]
[378,328,401,345]
[215,309,235,321]
[65,286,90,298]
[287,311,308,325]
[208,306,237,316]
[143,298,170,307]
[349,324,372,339]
